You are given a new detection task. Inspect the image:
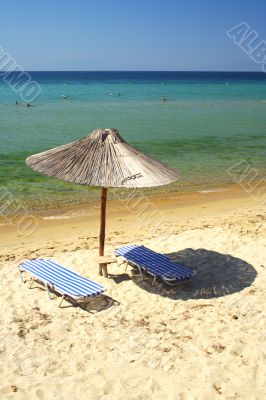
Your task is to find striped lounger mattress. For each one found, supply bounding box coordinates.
[115,244,195,285]
[18,258,106,307]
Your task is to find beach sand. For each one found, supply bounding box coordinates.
[0,186,265,400]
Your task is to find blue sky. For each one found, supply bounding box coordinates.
[1,0,265,70]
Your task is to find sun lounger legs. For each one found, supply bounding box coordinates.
[115,245,195,286]
[18,259,106,307]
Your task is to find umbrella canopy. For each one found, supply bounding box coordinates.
[26,128,180,188]
[26,128,180,276]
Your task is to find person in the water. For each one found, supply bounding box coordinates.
[162,96,167,103]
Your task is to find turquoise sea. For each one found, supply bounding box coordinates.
[0,71,266,212]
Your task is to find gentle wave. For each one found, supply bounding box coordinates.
[42,210,93,220]
[199,188,230,194]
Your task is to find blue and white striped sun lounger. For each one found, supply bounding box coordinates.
[18,259,106,307]
[115,245,195,286]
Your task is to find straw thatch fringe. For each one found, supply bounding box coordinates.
[26,128,180,188]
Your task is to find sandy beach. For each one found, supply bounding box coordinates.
[1,1,266,398]
[0,186,265,400]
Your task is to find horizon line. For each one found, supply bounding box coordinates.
[4,70,264,73]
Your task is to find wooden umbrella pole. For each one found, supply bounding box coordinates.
[99,187,108,277]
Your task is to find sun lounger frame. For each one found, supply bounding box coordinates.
[115,245,196,286]
[18,260,106,307]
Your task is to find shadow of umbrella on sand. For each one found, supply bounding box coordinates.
[131,248,257,299]
[26,128,180,276]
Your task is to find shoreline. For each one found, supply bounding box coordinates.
[0,182,262,257]
[0,182,245,221]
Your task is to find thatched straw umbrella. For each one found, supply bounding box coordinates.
[26,128,180,277]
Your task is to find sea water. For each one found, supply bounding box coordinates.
[0,71,266,211]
